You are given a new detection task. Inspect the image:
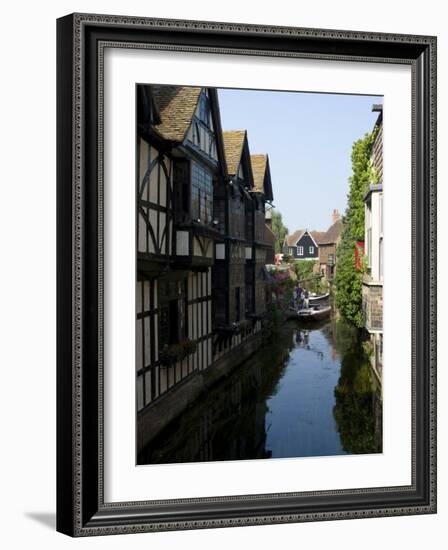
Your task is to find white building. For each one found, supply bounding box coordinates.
[362,104,383,380]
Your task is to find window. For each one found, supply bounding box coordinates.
[188,91,218,161]
[197,92,211,125]
[289,247,294,255]
[191,162,213,223]
[367,227,372,268]
[158,280,187,349]
[309,246,314,254]
[298,246,304,256]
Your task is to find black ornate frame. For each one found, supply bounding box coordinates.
[56,13,437,536]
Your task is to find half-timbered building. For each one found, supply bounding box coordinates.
[136,86,275,451]
[136,85,226,412]
[249,154,274,316]
[218,130,254,325]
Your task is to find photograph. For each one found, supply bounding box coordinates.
[54,10,437,537]
[135,83,384,465]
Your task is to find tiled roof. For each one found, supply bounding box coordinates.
[152,85,201,141]
[285,230,304,247]
[311,231,326,245]
[222,130,246,176]
[250,154,267,193]
[285,229,325,247]
[320,219,343,245]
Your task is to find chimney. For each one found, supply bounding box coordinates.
[332,209,340,224]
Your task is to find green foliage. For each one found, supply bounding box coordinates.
[333,352,380,454]
[334,132,374,327]
[345,133,374,241]
[271,209,288,254]
[262,286,293,341]
[293,261,324,293]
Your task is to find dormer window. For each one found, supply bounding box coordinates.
[197,92,211,125]
[187,91,218,161]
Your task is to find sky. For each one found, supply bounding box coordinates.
[217,88,383,233]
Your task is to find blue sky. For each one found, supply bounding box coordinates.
[217,88,383,233]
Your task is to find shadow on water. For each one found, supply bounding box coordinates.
[138,319,382,465]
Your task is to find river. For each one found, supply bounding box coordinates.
[138,319,382,464]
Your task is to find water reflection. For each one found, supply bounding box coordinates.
[138,319,382,465]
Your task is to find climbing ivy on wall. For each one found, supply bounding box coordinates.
[334,131,375,328]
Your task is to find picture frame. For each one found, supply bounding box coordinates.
[56,12,437,536]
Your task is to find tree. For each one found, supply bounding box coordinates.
[334,131,375,327]
[271,209,288,254]
[293,260,323,293]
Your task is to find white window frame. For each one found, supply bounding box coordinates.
[297,246,304,256]
[309,245,314,254]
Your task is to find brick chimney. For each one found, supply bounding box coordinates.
[332,209,340,224]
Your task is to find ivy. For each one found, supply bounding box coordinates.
[334,132,374,328]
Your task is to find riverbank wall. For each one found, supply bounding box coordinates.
[137,331,263,455]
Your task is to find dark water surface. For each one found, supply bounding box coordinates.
[138,320,382,464]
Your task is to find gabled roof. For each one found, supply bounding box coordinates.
[250,154,274,201]
[284,230,302,247]
[222,130,246,176]
[320,219,343,245]
[311,231,326,245]
[251,154,267,192]
[152,85,202,141]
[285,229,325,248]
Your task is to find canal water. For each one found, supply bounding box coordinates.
[138,319,382,465]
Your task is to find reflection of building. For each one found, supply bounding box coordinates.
[136,85,274,448]
[138,323,294,464]
[362,104,383,378]
[283,229,325,260]
[318,209,342,282]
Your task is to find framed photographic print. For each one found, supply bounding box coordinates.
[56,13,437,536]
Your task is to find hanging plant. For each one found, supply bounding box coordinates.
[180,338,197,356]
[159,338,197,366]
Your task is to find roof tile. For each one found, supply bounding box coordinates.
[222,130,246,176]
[152,85,201,141]
[250,154,267,193]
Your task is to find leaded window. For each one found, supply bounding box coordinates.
[187,91,218,160]
[197,92,211,125]
[191,162,213,224]
[158,279,187,350]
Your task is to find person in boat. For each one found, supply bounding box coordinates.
[303,289,309,309]
[295,285,303,310]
